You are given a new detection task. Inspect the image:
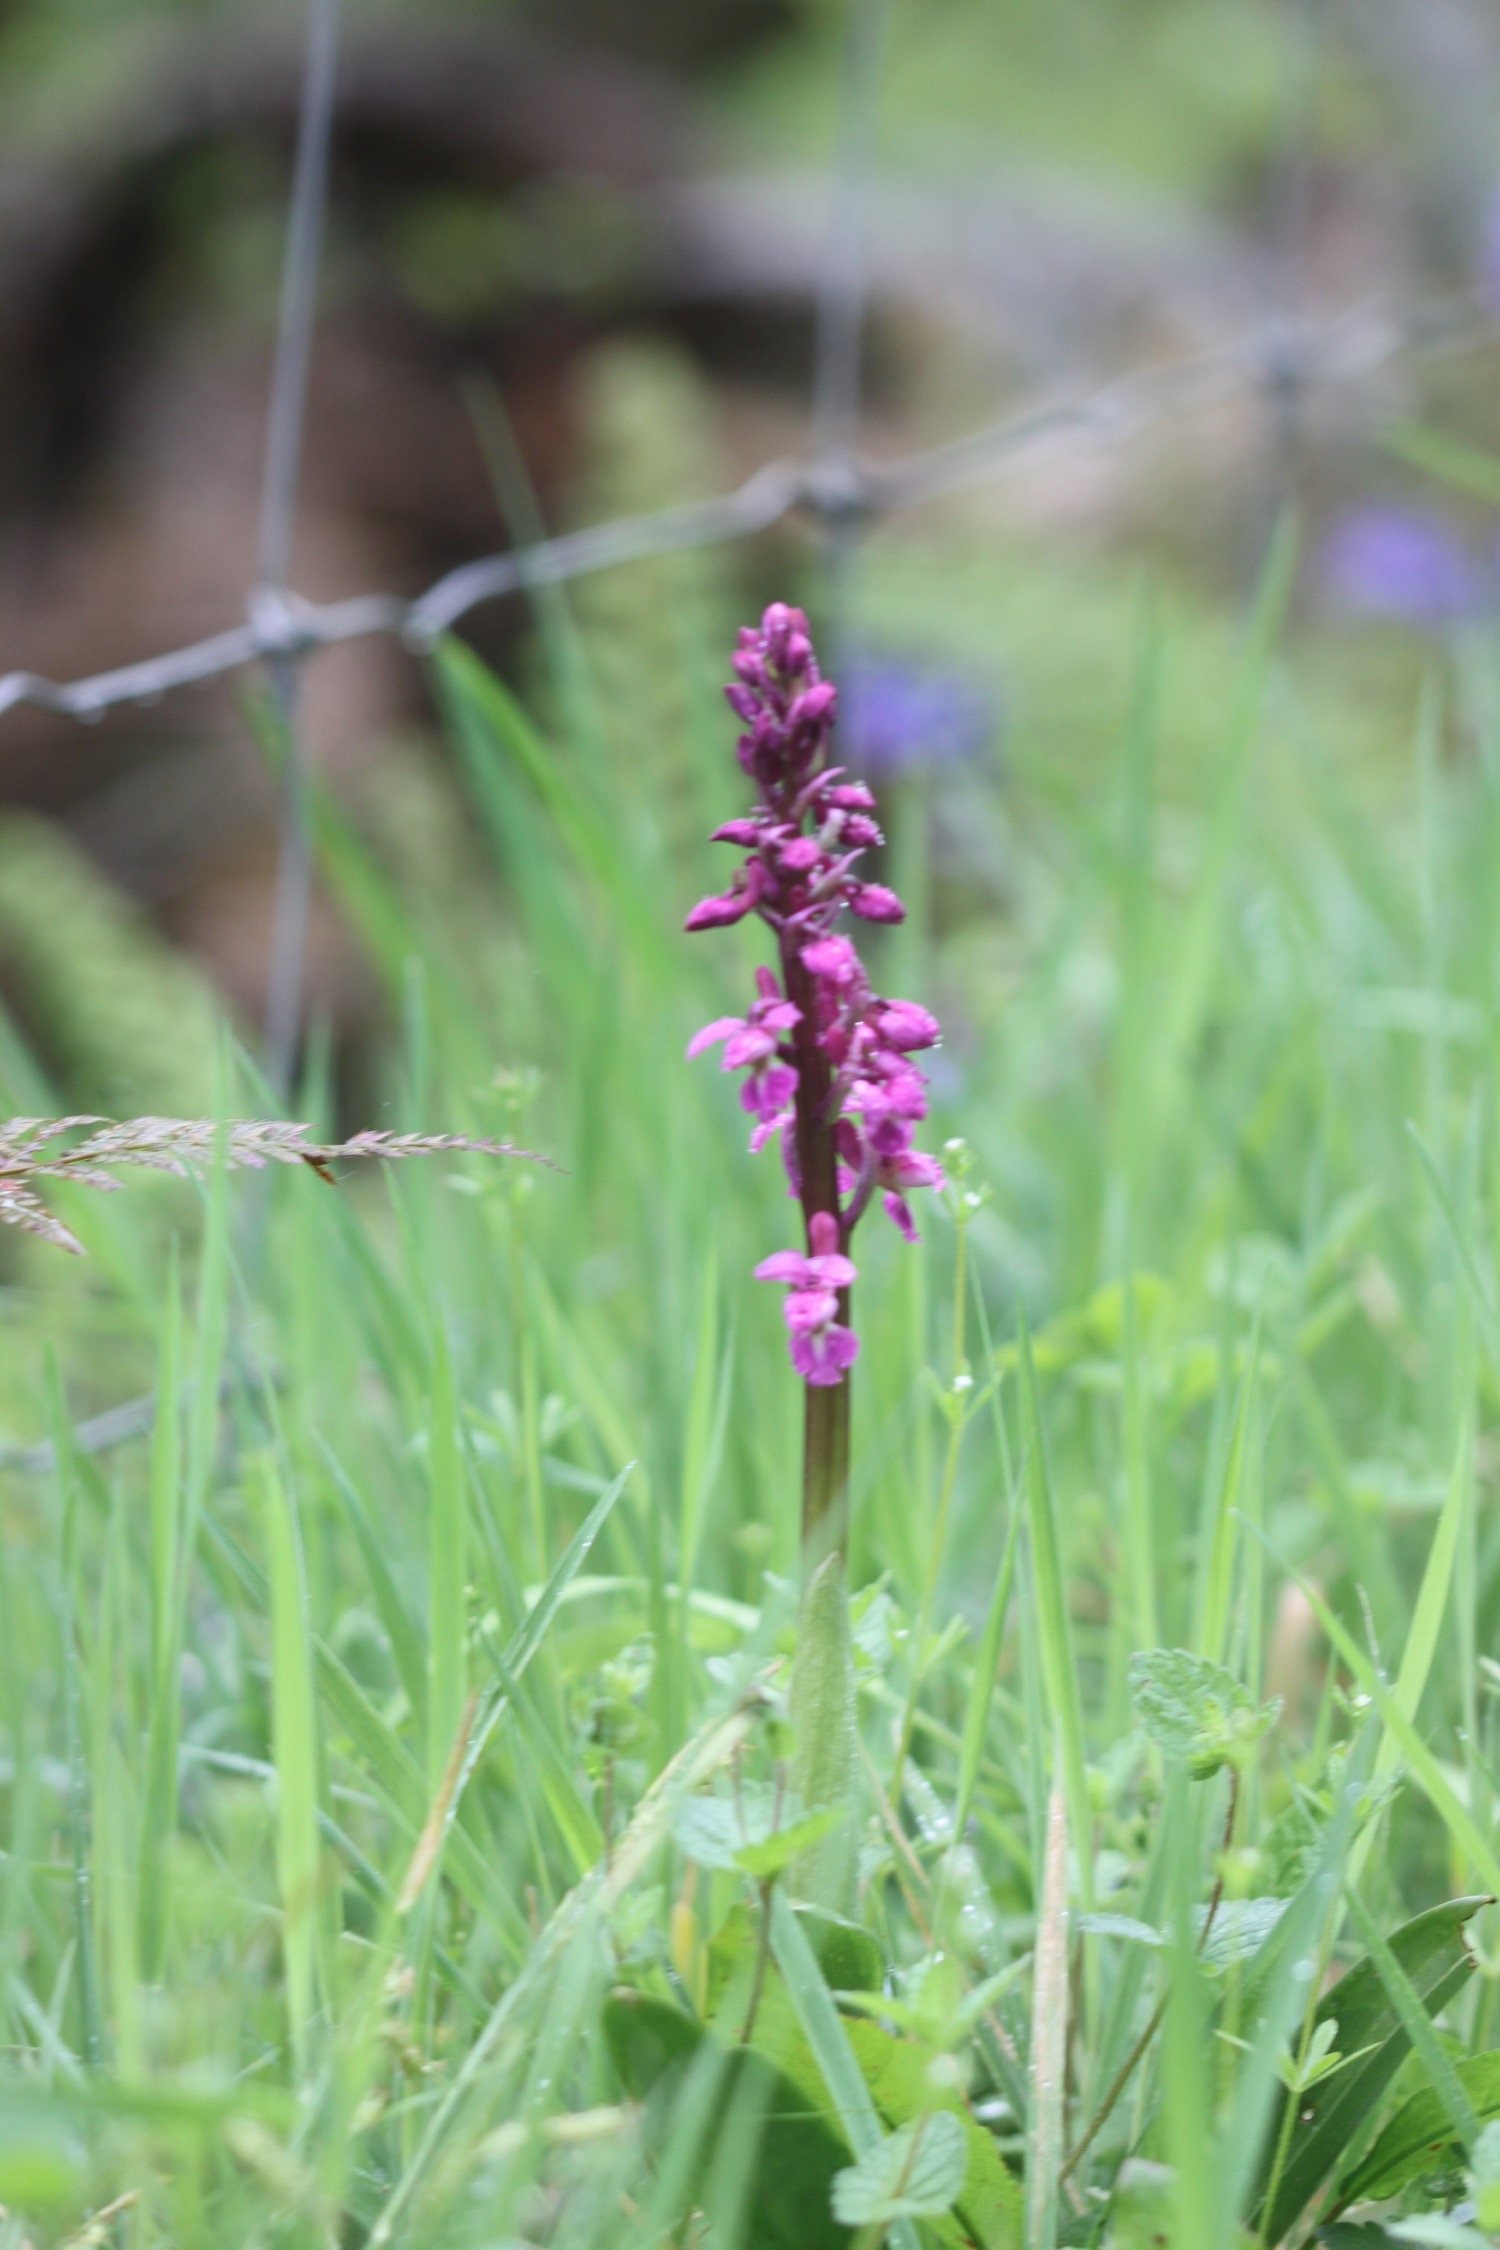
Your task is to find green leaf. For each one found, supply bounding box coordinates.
[1017,1316,1094,1908]
[1251,1895,1488,2242]
[603,1990,854,2250]
[1386,420,1500,507]
[736,1808,843,1883]
[1196,1897,1287,1972]
[708,1935,1021,2250]
[674,1784,834,1878]
[831,2111,968,2227]
[1341,2051,1500,2205]
[790,1553,858,1914]
[707,1902,884,2025]
[769,1892,925,2250]
[262,1455,324,2082]
[1471,2117,1500,2229]
[846,2018,1023,2250]
[1128,1647,1278,1777]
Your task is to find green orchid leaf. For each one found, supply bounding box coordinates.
[1341,2052,1500,2206]
[1251,1896,1488,2243]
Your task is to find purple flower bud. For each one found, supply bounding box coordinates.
[685,890,754,930]
[850,883,906,923]
[803,934,861,986]
[807,1210,841,1260]
[711,817,761,846]
[788,682,838,732]
[874,1000,941,1052]
[779,836,823,873]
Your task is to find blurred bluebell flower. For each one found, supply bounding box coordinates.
[1319,506,1487,626]
[837,659,995,780]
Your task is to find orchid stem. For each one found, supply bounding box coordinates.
[785,942,852,1556]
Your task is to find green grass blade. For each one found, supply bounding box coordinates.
[1017,1316,1093,1911]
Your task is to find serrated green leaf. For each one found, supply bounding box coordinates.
[846,2019,1023,2250]
[1129,1647,1278,1776]
[831,2110,968,2226]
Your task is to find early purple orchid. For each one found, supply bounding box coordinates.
[686,966,801,1141]
[685,603,946,1535]
[755,1212,860,1387]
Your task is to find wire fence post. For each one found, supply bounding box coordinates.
[256,0,343,1101]
[811,0,890,663]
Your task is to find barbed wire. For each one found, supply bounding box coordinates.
[0,0,1495,1475]
[0,286,1490,735]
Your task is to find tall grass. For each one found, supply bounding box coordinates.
[0,532,1498,2247]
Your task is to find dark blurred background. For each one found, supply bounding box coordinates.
[2,0,1499,1108]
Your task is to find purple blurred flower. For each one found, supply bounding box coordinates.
[1320,506,1486,627]
[839,659,994,781]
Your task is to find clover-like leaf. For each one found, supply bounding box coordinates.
[830,2110,968,2228]
[1128,1648,1279,1777]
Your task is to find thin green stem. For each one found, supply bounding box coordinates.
[889,1213,971,1806]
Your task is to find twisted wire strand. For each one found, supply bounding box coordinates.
[0,287,1487,734]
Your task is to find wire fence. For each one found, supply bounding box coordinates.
[0,0,1495,1472]
[0,287,1487,732]
[0,1,1494,1037]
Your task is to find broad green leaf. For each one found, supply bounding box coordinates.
[1252,1895,1488,2242]
[770,1892,925,2250]
[846,2018,1023,2250]
[707,1902,884,2024]
[603,1990,854,2250]
[1128,1647,1278,1777]
[698,1901,1014,2241]
[831,2110,968,2227]
[1342,2052,1500,2205]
